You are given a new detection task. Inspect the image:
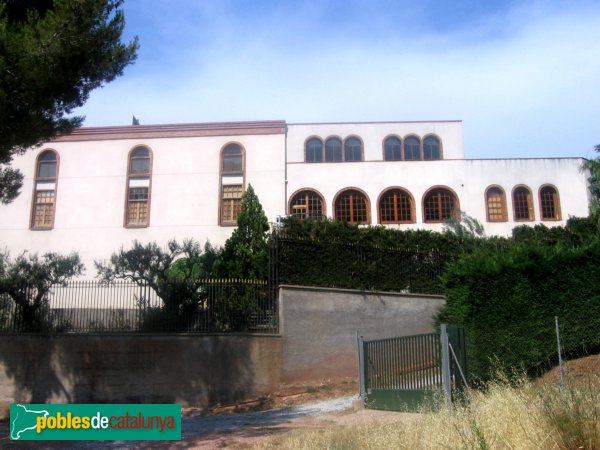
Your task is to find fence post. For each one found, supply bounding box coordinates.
[440,324,452,405]
[357,332,365,401]
[555,316,565,391]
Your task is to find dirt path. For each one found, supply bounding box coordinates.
[0,395,379,449]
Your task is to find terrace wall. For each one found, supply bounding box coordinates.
[0,286,443,416]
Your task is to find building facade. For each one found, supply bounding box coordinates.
[0,120,591,272]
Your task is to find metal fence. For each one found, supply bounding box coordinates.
[0,279,277,334]
[360,326,468,412]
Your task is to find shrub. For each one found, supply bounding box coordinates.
[439,238,600,379]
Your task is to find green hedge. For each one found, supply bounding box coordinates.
[439,237,600,380]
[275,237,444,294]
[272,218,464,294]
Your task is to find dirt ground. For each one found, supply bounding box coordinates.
[191,354,600,450]
[540,353,600,383]
[2,356,597,449]
[184,407,418,450]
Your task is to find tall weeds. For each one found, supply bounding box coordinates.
[255,373,600,449]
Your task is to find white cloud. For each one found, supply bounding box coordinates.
[76,0,600,158]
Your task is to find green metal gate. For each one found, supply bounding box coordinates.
[359,325,468,412]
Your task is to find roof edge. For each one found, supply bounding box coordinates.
[53,120,288,142]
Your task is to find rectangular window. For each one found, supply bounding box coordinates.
[385,146,401,161]
[222,155,242,174]
[306,146,323,162]
[487,193,506,222]
[222,185,243,224]
[32,191,55,228]
[380,192,412,223]
[130,158,150,175]
[37,161,57,178]
[325,145,342,162]
[126,187,149,226]
[513,190,532,221]
[540,188,560,220]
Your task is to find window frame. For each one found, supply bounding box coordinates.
[30,149,59,230]
[333,187,371,225]
[124,145,153,228]
[383,135,403,161]
[422,186,460,223]
[378,187,415,224]
[484,185,508,222]
[423,134,442,160]
[221,184,244,224]
[325,137,343,162]
[539,184,561,221]
[403,135,422,161]
[219,141,246,226]
[512,185,534,222]
[305,137,324,163]
[288,188,326,219]
[343,136,363,162]
[221,143,244,175]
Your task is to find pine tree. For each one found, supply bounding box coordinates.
[219,185,270,279]
[0,0,139,203]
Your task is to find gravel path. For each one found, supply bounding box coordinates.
[180,395,355,440]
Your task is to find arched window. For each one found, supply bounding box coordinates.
[31,150,58,229]
[305,138,323,163]
[379,188,414,223]
[289,189,325,219]
[344,137,363,162]
[334,189,370,224]
[404,136,421,161]
[384,136,402,161]
[512,186,534,221]
[220,143,245,225]
[423,187,459,223]
[539,185,561,221]
[423,136,441,160]
[325,137,343,162]
[222,143,243,174]
[125,146,152,227]
[485,186,507,222]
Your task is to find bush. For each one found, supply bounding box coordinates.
[439,237,600,379]
[272,217,474,294]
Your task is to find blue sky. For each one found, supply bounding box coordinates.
[75,0,600,159]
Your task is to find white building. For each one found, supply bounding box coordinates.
[0,119,591,272]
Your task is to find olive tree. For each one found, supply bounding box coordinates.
[0,251,84,331]
[95,239,217,330]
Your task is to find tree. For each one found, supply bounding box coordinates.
[95,239,214,329]
[0,0,139,203]
[442,210,485,238]
[218,184,270,279]
[0,251,84,331]
[583,144,600,214]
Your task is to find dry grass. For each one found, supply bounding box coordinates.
[253,372,600,450]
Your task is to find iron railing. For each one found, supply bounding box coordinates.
[0,279,277,334]
[364,332,443,391]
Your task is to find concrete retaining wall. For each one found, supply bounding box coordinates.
[0,334,281,409]
[0,286,444,411]
[279,285,445,383]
